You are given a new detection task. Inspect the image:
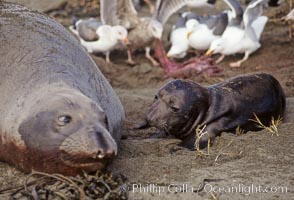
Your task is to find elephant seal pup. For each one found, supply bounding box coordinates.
[138,73,285,149]
[0,2,124,175]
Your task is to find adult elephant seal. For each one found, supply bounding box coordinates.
[0,2,124,175]
[137,73,286,149]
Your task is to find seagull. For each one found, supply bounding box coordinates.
[69,18,129,63]
[167,2,234,58]
[167,12,200,58]
[206,0,269,67]
[186,11,229,51]
[100,0,199,66]
[167,0,224,58]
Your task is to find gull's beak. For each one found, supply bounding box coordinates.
[205,49,214,57]
[121,37,129,45]
[187,32,192,39]
[166,53,171,58]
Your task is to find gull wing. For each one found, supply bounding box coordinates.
[101,0,138,28]
[153,0,196,25]
[222,0,243,26]
[77,18,102,41]
[243,0,268,28]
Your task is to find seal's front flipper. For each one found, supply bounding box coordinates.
[180,131,216,150]
[132,120,150,130]
[180,134,196,150]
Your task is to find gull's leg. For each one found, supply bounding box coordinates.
[126,48,136,65]
[144,0,155,14]
[289,24,292,39]
[145,46,159,66]
[80,0,86,6]
[216,54,225,64]
[187,6,192,12]
[229,52,250,68]
[289,0,293,39]
[105,51,111,64]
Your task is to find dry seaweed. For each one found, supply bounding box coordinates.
[0,170,128,200]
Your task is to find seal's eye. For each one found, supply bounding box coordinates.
[154,95,158,100]
[58,115,72,126]
[170,106,180,113]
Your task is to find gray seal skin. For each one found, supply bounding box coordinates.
[139,73,286,149]
[0,2,124,175]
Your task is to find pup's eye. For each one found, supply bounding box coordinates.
[170,106,180,113]
[58,115,72,126]
[154,95,159,100]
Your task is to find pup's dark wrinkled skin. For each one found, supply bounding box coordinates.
[138,73,286,149]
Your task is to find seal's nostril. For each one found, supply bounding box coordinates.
[96,149,115,159]
[96,149,104,159]
[97,153,104,159]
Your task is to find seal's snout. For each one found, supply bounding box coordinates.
[146,103,161,126]
[60,125,118,167]
[91,129,118,159]
[93,127,118,156]
[96,147,115,159]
